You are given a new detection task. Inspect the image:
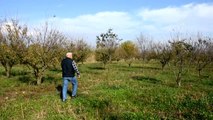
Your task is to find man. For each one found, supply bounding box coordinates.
[61,52,80,102]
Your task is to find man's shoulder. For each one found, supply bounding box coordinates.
[62,58,66,62]
[62,58,73,62]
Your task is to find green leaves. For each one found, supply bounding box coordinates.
[24,23,67,84]
[0,19,28,77]
[96,29,122,67]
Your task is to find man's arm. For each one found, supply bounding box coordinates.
[72,61,80,76]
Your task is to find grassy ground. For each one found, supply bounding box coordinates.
[0,61,212,120]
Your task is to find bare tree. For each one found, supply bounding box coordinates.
[169,39,193,87]
[155,43,172,70]
[24,23,66,85]
[192,35,213,78]
[137,33,153,61]
[0,19,28,77]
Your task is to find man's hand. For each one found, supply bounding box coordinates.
[77,75,80,78]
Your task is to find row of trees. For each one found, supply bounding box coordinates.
[95,30,213,87]
[0,19,213,86]
[0,19,91,84]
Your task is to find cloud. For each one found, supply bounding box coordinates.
[37,3,213,45]
[45,11,139,45]
[138,3,213,34]
[51,12,137,33]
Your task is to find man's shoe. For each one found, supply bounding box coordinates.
[62,99,66,102]
[71,96,77,99]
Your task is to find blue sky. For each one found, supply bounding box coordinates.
[1,0,213,45]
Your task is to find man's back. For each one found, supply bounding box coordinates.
[61,58,75,77]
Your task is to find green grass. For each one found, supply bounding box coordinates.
[0,61,213,120]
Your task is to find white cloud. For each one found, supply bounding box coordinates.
[45,11,139,45]
[139,6,188,25]
[138,3,213,35]
[56,11,137,32]
[36,3,213,45]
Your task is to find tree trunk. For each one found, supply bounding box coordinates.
[176,79,181,87]
[198,69,201,78]
[176,72,182,87]
[4,63,12,78]
[109,55,112,63]
[6,67,11,78]
[36,76,42,85]
[5,67,9,78]
[161,63,166,71]
[34,68,43,85]
[103,63,106,69]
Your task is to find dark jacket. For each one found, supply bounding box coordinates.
[61,57,80,77]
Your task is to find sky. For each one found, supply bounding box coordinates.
[1,0,213,45]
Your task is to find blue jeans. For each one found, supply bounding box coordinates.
[62,77,78,100]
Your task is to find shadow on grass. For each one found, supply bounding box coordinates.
[84,66,106,74]
[132,66,161,70]
[200,78,213,86]
[118,66,161,72]
[132,76,162,84]
[11,70,29,76]
[0,70,29,77]
[19,75,59,85]
[88,66,106,70]
[18,75,36,85]
[56,84,72,100]
[56,85,63,99]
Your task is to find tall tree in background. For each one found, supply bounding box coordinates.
[24,23,66,85]
[74,39,91,64]
[169,39,193,87]
[155,43,172,70]
[62,39,91,64]
[192,36,213,78]
[96,29,121,67]
[119,41,139,67]
[0,19,28,77]
[137,33,153,61]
